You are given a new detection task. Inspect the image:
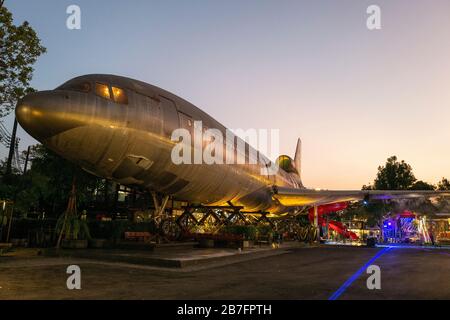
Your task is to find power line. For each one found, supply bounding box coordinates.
[0,121,12,148]
[1,120,23,173]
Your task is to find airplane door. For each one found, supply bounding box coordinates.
[145,96,162,134]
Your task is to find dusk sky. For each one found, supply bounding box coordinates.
[2,0,450,189]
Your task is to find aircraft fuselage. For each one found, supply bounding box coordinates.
[16,74,302,214]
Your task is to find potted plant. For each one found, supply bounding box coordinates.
[256,225,274,246]
[221,225,257,249]
[56,182,91,249]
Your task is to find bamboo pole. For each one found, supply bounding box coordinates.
[56,178,77,248]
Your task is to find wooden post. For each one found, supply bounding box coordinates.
[6,207,14,243]
[56,178,77,248]
[314,205,320,243]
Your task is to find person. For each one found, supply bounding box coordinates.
[367,231,376,248]
[429,228,435,246]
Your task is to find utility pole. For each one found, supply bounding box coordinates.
[23,145,31,174]
[5,118,18,176]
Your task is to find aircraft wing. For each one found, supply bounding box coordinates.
[272,186,450,207]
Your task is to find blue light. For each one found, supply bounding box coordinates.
[328,247,394,300]
[388,222,392,226]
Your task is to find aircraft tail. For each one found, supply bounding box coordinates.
[293,138,302,182]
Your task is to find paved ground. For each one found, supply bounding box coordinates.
[0,246,448,299]
[44,244,295,269]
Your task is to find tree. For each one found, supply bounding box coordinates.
[26,145,103,215]
[352,156,439,239]
[372,156,416,190]
[409,180,435,191]
[437,178,450,191]
[434,178,450,212]
[0,4,46,117]
[343,201,393,228]
[0,144,103,217]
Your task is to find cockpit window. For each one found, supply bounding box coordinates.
[111,86,128,104]
[57,81,91,93]
[95,82,111,100]
[73,82,91,93]
[59,80,128,105]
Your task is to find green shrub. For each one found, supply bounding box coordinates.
[221,225,257,240]
[256,225,274,240]
[56,213,91,241]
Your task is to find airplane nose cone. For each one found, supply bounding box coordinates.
[16,91,81,141]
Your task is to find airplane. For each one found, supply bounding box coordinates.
[15,74,450,221]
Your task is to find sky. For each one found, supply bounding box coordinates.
[2,0,450,189]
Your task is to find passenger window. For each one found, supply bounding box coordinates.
[112,86,128,104]
[95,83,111,99]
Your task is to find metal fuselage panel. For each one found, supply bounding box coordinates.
[16,74,302,214]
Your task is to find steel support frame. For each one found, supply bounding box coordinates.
[173,205,287,234]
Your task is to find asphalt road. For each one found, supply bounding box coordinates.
[0,246,448,299]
